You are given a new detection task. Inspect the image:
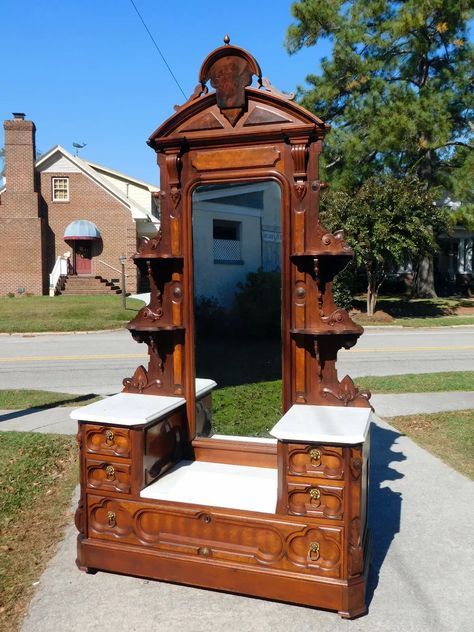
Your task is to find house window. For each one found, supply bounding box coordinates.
[213,220,242,264]
[52,177,69,201]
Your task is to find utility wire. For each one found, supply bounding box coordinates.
[128,0,187,100]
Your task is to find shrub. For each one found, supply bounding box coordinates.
[232,269,281,338]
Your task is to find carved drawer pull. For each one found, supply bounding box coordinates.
[309,448,321,464]
[107,511,116,528]
[104,429,114,445]
[198,546,211,557]
[308,541,320,561]
[309,487,321,501]
[104,465,115,481]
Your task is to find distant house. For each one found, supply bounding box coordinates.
[0,113,159,296]
[192,180,282,308]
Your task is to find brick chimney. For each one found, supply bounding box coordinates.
[0,113,46,295]
[2,113,40,217]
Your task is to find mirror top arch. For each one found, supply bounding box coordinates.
[148,38,329,148]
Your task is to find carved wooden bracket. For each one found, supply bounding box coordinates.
[321,375,372,408]
[290,143,308,180]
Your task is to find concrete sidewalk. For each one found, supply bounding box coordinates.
[18,414,474,632]
[1,391,474,435]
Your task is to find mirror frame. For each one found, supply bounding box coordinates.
[123,41,370,441]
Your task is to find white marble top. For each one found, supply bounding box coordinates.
[70,378,216,426]
[269,404,373,444]
[140,460,277,514]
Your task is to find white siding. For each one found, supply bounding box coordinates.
[38,155,81,173]
[96,172,154,212]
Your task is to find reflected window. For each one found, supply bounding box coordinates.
[213,220,242,264]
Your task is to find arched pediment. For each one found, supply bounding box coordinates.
[148,38,328,149]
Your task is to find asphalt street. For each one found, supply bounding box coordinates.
[0,326,472,395]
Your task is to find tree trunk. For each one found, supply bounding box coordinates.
[366,271,378,316]
[414,254,437,298]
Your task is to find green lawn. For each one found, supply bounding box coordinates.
[0,295,142,333]
[211,371,474,436]
[0,390,101,410]
[0,432,78,631]
[390,409,474,480]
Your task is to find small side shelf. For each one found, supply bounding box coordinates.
[127,324,185,332]
[290,325,363,336]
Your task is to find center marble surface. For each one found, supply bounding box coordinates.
[140,460,278,514]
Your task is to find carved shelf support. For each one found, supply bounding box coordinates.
[321,375,372,408]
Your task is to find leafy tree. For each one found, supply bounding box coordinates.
[320,176,447,315]
[287,0,474,295]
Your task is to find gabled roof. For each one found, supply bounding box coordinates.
[34,145,158,222]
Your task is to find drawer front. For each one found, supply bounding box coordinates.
[84,425,131,458]
[287,444,345,480]
[287,480,344,520]
[86,460,132,494]
[87,495,343,578]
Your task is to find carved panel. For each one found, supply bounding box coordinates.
[287,482,344,520]
[287,444,345,480]
[179,111,225,132]
[287,526,342,577]
[244,105,293,127]
[348,518,363,577]
[84,425,130,458]
[191,146,280,171]
[87,496,286,566]
[86,460,131,494]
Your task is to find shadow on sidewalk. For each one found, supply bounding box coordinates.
[366,422,405,606]
[0,394,99,423]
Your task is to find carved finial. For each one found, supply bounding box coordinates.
[224,34,230,45]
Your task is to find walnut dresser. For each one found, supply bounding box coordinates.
[72,38,375,618]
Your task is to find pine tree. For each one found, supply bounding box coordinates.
[287,0,474,296]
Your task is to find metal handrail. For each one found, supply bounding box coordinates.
[97,259,121,274]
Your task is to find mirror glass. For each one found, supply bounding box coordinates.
[192,180,282,435]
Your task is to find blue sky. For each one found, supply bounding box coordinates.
[1,1,330,184]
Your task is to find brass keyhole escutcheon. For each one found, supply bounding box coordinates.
[308,541,320,561]
[309,448,321,464]
[104,429,114,445]
[107,511,116,528]
[309,487,321,502]
[105,465,115,481]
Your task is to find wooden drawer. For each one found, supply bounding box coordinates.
[287,479,344,520]
[87,495,344,578]
[86,459,132,495]
[287,444,345,480]
[84,425,131,459]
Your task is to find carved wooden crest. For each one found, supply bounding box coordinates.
[198,36,261,126]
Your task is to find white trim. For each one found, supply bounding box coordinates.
[84,159,159,191]
[35,145,155,221]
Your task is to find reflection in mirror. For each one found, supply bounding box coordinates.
[192,181,282,436]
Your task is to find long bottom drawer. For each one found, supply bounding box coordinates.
[86,494,345,579]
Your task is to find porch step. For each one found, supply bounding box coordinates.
[60,275,122,296]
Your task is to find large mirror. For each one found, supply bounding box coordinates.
[192,180,282,435]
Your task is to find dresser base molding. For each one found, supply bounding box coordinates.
[76,532,369,619]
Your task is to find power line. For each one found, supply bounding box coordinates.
[128,0,187,100]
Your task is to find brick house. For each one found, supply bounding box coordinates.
[0,113,160,295]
